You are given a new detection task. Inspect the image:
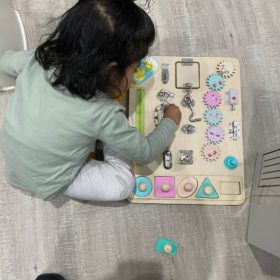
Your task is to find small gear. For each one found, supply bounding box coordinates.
[217,61,235,78]
[204,108,223,126]
[203,91,222,107]
[207,74,225,91]
[206,126,225,144]
[201,143,221,162]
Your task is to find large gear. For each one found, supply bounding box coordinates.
[203,90,222,107]
[217,61,235,78]
[201,143,221,162]
[204,108,223,126]
[207,74,225,91]
[206,126,225,144]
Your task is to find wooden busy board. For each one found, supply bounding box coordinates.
[128,56,245,205]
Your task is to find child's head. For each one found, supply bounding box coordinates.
[35,0,155,99]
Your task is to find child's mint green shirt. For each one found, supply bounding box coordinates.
[0,50,177,200]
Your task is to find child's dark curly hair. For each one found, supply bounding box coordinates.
[35,0,155,100]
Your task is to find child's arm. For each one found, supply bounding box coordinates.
[0,49,34,77]
[98,104,179,165]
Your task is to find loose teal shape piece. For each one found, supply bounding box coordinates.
[155,237,179,256]
[195,177,219,199]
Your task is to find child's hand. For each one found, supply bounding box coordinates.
[164,104,182,126]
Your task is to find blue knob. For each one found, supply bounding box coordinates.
[224,156,238,170]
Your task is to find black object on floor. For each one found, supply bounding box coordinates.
[35,274,66,280]
[95,139,104,161]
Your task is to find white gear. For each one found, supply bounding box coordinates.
[217,61,235,78]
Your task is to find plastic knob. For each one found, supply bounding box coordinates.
[161,184,170,193]
[138,183,147,192]
[164,244,173,253]
[204,186,213,195]
[224,156,238,170]
[184,183,194,192]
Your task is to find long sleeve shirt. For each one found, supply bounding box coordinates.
[0,50,177,200]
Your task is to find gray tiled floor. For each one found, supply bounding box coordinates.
[1,0,280,279]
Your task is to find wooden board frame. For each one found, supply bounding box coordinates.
[128,56,245,205]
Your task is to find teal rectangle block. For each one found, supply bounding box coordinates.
[155,237,179,256]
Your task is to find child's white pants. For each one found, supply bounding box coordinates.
[64,145,135,201]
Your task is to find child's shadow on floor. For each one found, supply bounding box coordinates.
[102,260,163,280]
[50,195,131,209]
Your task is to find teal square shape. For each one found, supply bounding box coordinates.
[155,237,179,256]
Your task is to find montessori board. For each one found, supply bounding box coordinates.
[128,56,245,205]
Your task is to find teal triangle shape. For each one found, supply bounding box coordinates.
[195,177,219,199]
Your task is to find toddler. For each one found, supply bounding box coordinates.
[0,0,181,201]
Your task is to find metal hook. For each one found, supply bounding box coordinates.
[182,95,201,122]
[184,83,193,96]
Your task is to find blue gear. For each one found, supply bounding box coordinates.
[207,74,225,91]
[204,108,223,126]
